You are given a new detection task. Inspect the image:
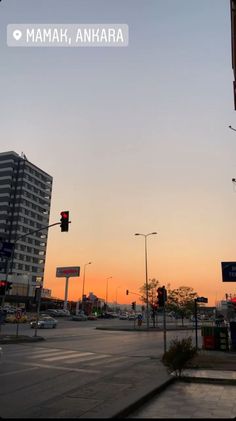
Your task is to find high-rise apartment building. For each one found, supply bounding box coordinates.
[0,151,53,297]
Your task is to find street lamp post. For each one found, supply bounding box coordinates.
[82,262,92,310]
[135,232,157,329]
[106,276,112,311]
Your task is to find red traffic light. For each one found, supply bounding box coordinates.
[0,281,7,287]
[0,280,7,295]
[60,211,69,232]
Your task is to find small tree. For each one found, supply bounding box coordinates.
[166,286,197,325]
[139,278,160,307]
[162,337,196,377]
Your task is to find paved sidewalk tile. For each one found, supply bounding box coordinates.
[128,382,236,419]
[182,369,236,381]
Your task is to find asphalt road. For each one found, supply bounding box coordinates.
[0,318,203,418]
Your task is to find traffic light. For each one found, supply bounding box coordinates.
[131,301,136,310]
[34,287,42,303]
[6,281,12,291]
[157,286,167,307]
[60,211,69,232]
[0,281,7,295]
[126,289,129,295]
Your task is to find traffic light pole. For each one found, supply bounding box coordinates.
[163,300,167,353]
[194,298,198,350]
[34,285,42,337]
[0,258,11,310]
[0,220,70,311]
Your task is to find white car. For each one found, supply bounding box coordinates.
[30,316,58,329]
[119,313,129,320]
[55,309,70,316]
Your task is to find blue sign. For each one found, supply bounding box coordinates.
[221,262,236,282]
[196,297,208,303]
[0,242,14,258]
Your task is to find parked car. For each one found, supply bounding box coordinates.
[46,309,59,317]
[190,315,202,322]
[1,306,17,314]
[87,315,97,320]
[128,314,136,320]
[119,313,129,320]
[55,309,70,316]
[99,312,118,319]
[71,314,88,321]
[46,309,70,317]
[30,316,58,329]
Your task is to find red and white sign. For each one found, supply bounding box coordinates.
[15,310,22,320]
[56,266,80,278]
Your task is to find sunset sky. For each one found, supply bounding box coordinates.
[1,0,236,306]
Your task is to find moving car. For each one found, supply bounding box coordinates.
[30,316,58,329]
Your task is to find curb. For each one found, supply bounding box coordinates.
[180,376,236,386]
[111,377,176,419]
[0,335,45,344]
[95,326,200,332]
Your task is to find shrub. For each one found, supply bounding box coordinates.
[5,315,28,323]
[162,336,196,377]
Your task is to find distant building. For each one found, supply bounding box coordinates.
[41,288,52,298]
[0,151,53,297]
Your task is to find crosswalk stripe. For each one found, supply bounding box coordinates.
[42,352,94,362]
[28,350,80,359]
[87,356,127,367]
[6,348,60,357]
[65,354,110,364]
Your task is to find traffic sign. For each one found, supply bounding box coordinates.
[221,262,236,282]
[196,297,208,303]
[15,310,22,320]
[0,242,14,258]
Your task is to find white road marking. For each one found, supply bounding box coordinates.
[87,356,127,367]
[65,354,110,364]
[42,351,94,362]
[19,361,100,374]
[29,350,83,359]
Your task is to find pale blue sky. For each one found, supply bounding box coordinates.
[0,0,235,304]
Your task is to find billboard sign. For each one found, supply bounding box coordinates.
[56,266,80,278]
[221,262,236,282]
